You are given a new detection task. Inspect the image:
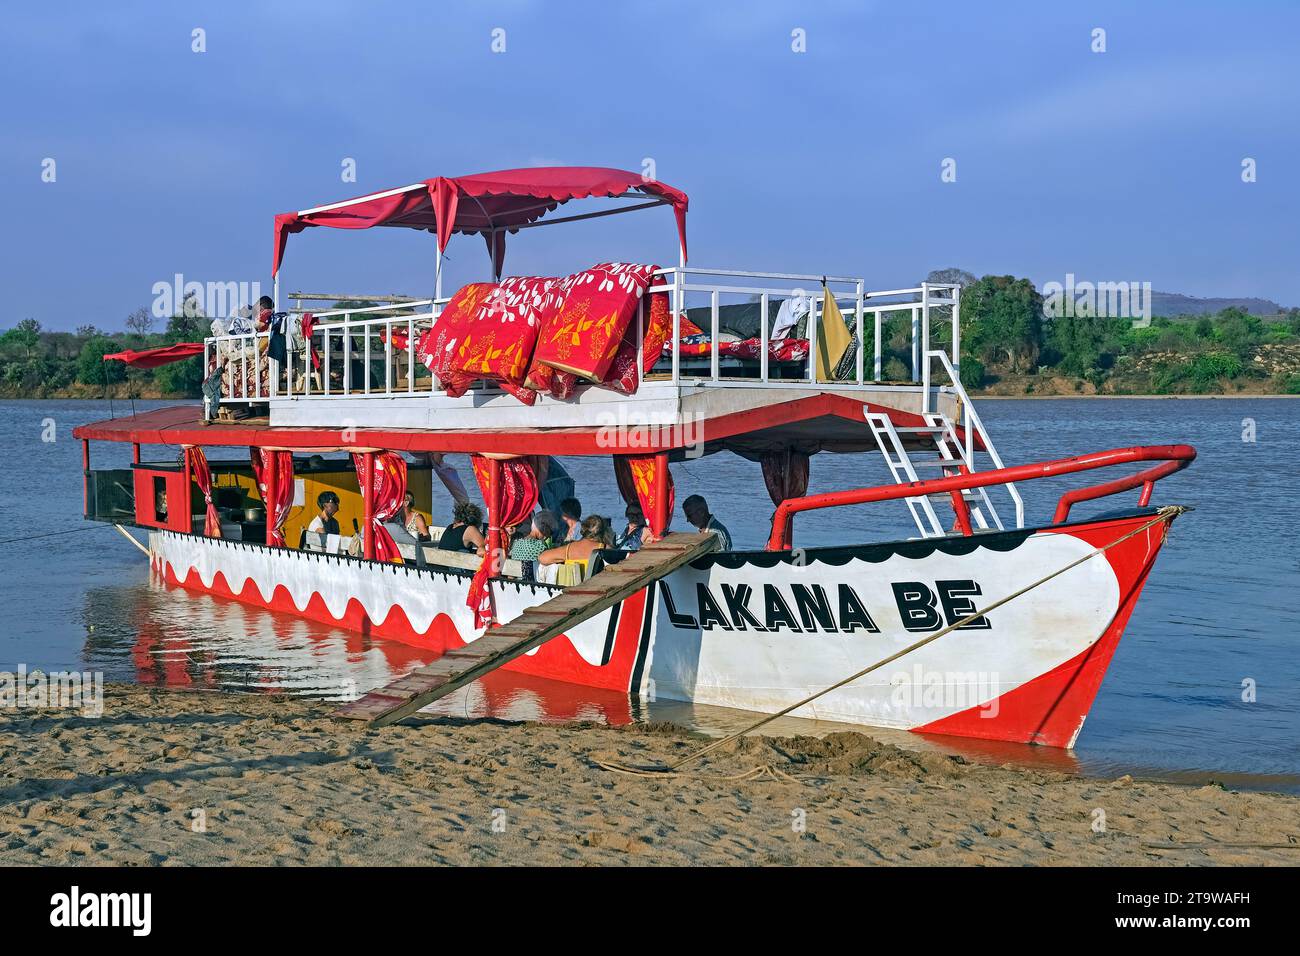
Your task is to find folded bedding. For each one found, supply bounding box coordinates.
[415,263,664,404]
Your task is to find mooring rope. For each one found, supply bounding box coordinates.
[595,505,1187,781]
[0,524,114,545]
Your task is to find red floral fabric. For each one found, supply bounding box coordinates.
[671,337,809,363]
[531,262,659,382]
[419,265,663,402]
[351,452,407,563]
[416,282,496,394]
[249,448,293,547]
[601,291,672,394]
[184,446,222,538]
[614,454,675,538]
[466,456,539,627]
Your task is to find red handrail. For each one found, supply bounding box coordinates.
[766,444,1196,550]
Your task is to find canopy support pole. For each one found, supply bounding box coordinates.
[182,448,192,536]
[362,451,375,560]
[653,451,669,537]
[264,451,277,548]
[81,440,90,517]
[273,272,280,311]
[435,245,443,301]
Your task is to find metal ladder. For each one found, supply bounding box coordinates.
[923,412,1005,531]
[865,411,1006,538]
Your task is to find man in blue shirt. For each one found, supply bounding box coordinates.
[682,494,732,551]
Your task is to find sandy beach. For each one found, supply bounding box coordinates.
[1,685,1296,866]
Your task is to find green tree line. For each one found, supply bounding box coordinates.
[4,282,1300,398]
[0,311,209,397]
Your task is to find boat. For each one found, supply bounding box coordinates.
[74,166,1195,748]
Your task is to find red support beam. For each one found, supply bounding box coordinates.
[81,439,90,516]
[361,451,375,560]
[182,447,193,536]
[652,451,669,537]
[132,443,141,464]
[71,394,945,459]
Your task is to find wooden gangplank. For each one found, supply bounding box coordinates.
[333,532,718,727]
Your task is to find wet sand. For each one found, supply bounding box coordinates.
[1,685,1296,866]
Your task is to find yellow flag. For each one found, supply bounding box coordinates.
[815,284,852,381]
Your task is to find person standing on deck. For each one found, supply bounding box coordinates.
[559,497,583,542]
[682,494,732,551]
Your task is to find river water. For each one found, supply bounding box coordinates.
[2,397,1296,791]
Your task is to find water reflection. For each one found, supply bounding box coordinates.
[77,571,1300,792]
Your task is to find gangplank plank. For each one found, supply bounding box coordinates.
[333,532,718,727]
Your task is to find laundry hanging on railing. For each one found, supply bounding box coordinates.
[815,283,854,382]
[415,263,667,404]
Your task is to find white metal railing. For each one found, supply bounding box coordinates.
[204,270,964,404]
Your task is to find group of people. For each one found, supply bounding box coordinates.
[306,484,733,576]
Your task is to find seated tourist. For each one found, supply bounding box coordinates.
[509,510,559,563]
[398,491,431,542]
[539,515,614,584]
[307,491,341,536]
[559,497,583,542]
[615,503,648,551]
[682,494,733,551]
[436,500,486,554]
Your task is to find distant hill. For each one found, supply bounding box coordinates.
[1150,292,1288,317]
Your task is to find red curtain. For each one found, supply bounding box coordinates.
[250,448,294,547]
[184,446,222,538]
[467,455,539,627]
[761,448,810,543]
[613,455,675,538]
[352,452,407,563]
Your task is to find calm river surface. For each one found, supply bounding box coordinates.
[2,397,1296,792]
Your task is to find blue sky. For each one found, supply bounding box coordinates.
[4,0,1297,330]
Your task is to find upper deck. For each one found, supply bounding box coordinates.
[207,268,971,440]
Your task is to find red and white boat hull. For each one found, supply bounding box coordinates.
[148,509,1170,748]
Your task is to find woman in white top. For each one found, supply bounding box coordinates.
[398,491,431,542]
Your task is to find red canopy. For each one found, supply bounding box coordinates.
[272,166,688,276]
[103,343,204,368]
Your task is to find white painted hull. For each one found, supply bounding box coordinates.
[147,508,1171,747]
